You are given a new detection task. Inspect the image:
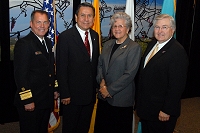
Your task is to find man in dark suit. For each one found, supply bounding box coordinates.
[14,10,59,133]
[136,14,189,133]
[56,2,99,133]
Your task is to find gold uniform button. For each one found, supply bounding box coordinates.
[49,84,52,86]
[21,87,25,91]
[49,74,52,77]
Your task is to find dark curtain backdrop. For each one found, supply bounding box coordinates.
[176,0,200,98]
[0,1,19,124]
[0,0,200,123]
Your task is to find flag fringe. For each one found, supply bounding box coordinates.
[48,117,61,133]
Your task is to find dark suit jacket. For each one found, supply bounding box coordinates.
[136,37,189,121]
[96,37,141,107]
[56,26,99,105]
[14,31,55,109]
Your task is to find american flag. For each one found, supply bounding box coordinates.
[42,0,57,46]
[42,1,60,132]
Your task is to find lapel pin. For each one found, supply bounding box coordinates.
[120,45,127,49]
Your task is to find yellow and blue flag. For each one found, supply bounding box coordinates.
[161,0,176,38]
[161,0,176,19]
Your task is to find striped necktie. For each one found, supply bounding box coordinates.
[84,31,90,56]
[147,44,159,63]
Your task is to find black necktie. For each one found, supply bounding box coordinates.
[42,40,48,58]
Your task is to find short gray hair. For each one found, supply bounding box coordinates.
[153,14,176,30]
[110,12,132,33]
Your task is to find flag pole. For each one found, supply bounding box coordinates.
[174,0,176,12]
[92,0,101,53]
[53,0,57,46]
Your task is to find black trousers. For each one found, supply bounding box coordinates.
[17,107,51,133]
[94,99,133,133]
[62,102,95,133]
[140,116,178,133]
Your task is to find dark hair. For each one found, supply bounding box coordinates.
[31,10,49,22]
[75,2,95,17]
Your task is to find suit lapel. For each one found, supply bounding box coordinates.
[143,43,155,59]
[44,37,53,59]
[103,41,113,72]
[90,30,98,60]
[108,38,130,69]
[144,38,174,68]
[29,31,49,59]
[72,27,90,57]
[44,37,52,53]
[141,40,156,68]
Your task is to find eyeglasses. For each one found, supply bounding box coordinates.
[112,24,126,29]
[154,26,172,31]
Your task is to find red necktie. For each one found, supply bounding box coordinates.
[84,31,90,55]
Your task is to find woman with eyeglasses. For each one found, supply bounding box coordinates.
[94,12,141,133]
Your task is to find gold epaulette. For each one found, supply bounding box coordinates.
[19,88,32,100]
